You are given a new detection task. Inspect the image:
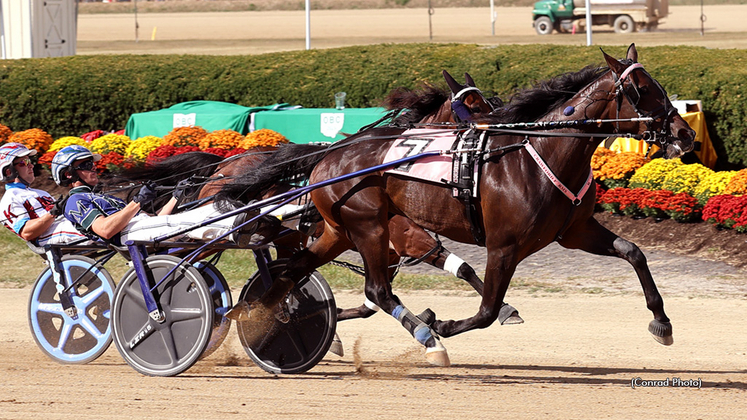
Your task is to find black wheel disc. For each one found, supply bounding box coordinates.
[111,255,213,376]
[237,260,336,374]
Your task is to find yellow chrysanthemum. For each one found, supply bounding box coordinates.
[694,171,737,204]
[125,136,163,163]
[628,158,683,190]
[49,136,88,152]
[90,133,131,156]
[661,163,713,196]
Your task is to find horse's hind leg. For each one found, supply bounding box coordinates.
[558,216,673,345]
[388,216,523,325]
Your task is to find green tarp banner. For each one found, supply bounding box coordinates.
[124,101,296,139]
[252,107,387,143]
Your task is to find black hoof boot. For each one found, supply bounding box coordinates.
[417,308,436,325]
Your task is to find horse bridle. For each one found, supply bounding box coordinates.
[611,62,679,150]
[450,86,496,122]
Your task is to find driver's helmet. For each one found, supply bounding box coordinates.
[51,145,101,186]
[0,143,37,182]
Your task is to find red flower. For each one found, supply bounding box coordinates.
[224,148,247,158]
[146,145,201,165]
[96,152,124,174]
[81,130,105,142]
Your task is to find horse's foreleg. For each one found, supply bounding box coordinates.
[558,217,672,345]
[431,247,517,338]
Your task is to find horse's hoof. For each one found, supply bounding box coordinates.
[329,333,344,357]
[224,300,250,322]
[499,303,524,325]
[648,319,674,346]
[425,339,451,367]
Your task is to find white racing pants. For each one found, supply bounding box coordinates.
[120,203,242,244]
[35,218,89,247]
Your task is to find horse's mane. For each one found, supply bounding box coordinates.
[121,151,224,186]
[382,83,450,125]
[489,65,608,123]
[214,143,331,212]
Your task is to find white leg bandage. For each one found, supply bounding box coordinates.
[364,298,380,312]
[443,254,465,277]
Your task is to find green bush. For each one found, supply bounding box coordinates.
[1,44,746,166]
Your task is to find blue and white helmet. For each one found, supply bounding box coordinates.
[0,142,37,182]
[51,145,101,186]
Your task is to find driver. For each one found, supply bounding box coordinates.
[52,145,257,247]
[0,143,87,248]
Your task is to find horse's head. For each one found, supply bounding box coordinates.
[602,44,695,158]
[443,70,496,121]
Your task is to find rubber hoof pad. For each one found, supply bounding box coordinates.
[329,333,344,357]
[499,303,524,325]
[648,319,674,346]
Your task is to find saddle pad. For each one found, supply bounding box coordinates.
[383,129,458,184]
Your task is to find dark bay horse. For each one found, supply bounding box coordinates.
[215,44,695,366]
[119,71,522,327]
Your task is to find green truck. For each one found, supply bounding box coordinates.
[532,0,669,35]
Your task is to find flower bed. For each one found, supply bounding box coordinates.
[1,123,290,177]
[3,122,747,234]
[592,147,747,230]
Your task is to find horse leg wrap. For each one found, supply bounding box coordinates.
[392,305,436,347]
[364,298,381,312]
[443,254,466,278]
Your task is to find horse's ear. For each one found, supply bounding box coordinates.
[626,43,638,63]
[464,72,476,87]
[601,47,625,76]
[442,70,463,94]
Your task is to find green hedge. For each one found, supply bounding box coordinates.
[1,44,745,167]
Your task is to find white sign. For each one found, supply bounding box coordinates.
[173,113,196,128]
[320,113,344,138]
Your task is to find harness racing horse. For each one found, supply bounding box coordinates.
[119,71,523,329]
[216,44,695,366]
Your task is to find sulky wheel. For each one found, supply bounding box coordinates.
[193,260,232,360]
[237,259,336,374]
[28,255,115,364]
[111,255,213,377]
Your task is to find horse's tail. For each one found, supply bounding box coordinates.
[214,143,330,211]
[120,151,224,186]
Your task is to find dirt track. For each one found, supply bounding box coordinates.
[2,254,747,419]
[76,6,747,55]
